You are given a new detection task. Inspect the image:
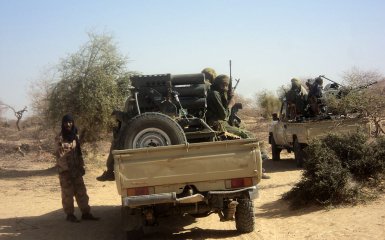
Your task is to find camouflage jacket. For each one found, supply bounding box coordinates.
[206,89,230,125]
[55,133,85,178]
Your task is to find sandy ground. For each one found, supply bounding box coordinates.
[1,126,385,240]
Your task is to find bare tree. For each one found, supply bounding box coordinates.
[0,102,28,131]
[341,68,385,137]
[29,67,56,126]
[0,101,4,121]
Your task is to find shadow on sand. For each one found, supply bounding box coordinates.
[0,167,57,179]
[0,205,245,240]
[0,206,123,240]
[263,158,300,173]
[255,198,323,220]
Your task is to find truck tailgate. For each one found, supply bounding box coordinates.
[112,139,261,195]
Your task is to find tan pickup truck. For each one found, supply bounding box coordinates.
[113,139,262,238]
[269,101,370,167]
[110,73,262,239]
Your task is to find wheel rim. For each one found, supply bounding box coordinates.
[132,128,172,148]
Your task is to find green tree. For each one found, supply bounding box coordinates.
[47,32,133,142]
[255,90,281,119]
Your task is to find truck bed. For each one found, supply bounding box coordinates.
[284,117,370,144]
[112,139,262,196]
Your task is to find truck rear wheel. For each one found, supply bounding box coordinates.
[294,139,306,167]
[271,136,281,161]
[121,112,187,149]
[235,198,255,233]
[121,207,144,240]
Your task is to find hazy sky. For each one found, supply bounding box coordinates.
[1,0,385,117]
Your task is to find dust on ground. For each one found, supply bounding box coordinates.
[0,124,384,240]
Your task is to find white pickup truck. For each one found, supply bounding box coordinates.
[269,101,370,167]
[110,73,262,239]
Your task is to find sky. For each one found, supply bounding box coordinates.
[1,0,385,118]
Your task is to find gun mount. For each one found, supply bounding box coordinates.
[129,73,207,118]
[116,73,220,145]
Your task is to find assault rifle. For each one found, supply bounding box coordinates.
[228,60,242,127]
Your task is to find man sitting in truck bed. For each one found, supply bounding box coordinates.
[206,74,252,138]
[206,74,270,179]
[286,78,308,120]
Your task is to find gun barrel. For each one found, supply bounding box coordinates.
[319,75,344,87]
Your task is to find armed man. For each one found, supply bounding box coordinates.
[56,114,99,222]
[307,76,324,116]
[206,74,270,179]
[206,74,251,138]
[286,78,308,120]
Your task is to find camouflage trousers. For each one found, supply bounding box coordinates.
[59,172,90,215]
[214,120,255,139]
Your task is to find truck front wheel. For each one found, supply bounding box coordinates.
[235,198,255,233]
[271,136,281,161]
[293,139,307,167]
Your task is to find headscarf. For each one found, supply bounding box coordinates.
[291,78,302,90]
[61,114,78,142]
[211,74,230,92]
[201,67,217,84]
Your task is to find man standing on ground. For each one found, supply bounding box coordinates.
[56,114,99,222]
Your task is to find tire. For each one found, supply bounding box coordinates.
[126,229,143,240]
[121,207,144,240]
[235,198,255,233]
[293,138,306,167]
[271,136,281,161]
[120,112,187,149]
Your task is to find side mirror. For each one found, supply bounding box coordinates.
[272,113,279,121]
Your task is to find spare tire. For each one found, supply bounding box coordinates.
[120,112,187,149]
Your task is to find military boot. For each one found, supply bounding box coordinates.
[96,170,115,181]
[66,214,80,223]
[81,213,100,221]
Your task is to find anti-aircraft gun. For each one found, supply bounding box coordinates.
[320,75,377,99]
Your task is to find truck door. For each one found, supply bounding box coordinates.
[272,102,289,146]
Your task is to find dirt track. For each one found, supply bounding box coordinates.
[1,125,385,240]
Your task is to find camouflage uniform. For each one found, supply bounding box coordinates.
[56,122,90,216]
[206,75,253,139]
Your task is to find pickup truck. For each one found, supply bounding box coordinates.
[269,101,370,167]
[111,73,262,239]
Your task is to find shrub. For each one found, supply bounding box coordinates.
[255,90,281,119]
[284,132,385,208]
[283,140,357,207]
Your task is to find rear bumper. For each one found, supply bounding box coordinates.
[122,186,258,207]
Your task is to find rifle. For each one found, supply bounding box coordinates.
[228,60,233,100]
[227,60,242,127]
[228,60,240,98]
